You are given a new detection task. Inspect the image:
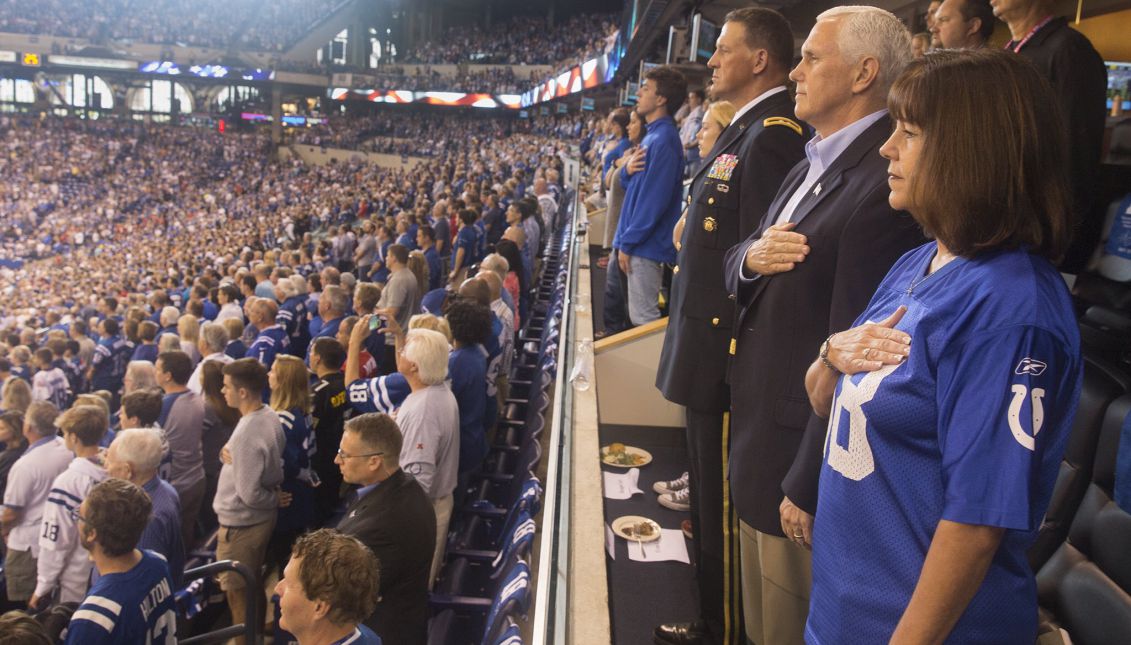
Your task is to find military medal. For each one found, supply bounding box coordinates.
[707,154,738,181]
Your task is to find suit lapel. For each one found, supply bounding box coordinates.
[787,116,891,228]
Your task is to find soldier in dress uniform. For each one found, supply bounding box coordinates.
[654,8,807,645]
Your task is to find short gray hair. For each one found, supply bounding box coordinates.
[126,361,158,392]
[275,278,298,299]
[111,427,167,472]
[26,400,59,437]
[402,328,450,386]
[199,322,229,354]
[323,285,350,316]
[479,253,509,281]
[816,5,911,96]
[160,306,181,327]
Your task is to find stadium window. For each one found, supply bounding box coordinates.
[0,78,35,104]
[50,74,113,109]
[130,79,193,114]
[216,86,259,111]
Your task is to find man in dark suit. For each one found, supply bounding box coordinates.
[335,413,436,645]
[654,7,806,645]
[721,7,926,644]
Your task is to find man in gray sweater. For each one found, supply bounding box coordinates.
[214,358,284,644]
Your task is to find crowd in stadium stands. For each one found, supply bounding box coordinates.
[292,111,570,158]
[0,0,347,50]
[0,104,567,642]
[403,13,618,67]
[365,66,530,94]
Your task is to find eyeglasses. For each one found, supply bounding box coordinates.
[335,448,383,460]
[69,507,87,524]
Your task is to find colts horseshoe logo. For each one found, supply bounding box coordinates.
[1007,384,1045,451]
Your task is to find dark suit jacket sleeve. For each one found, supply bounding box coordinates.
[723,232,759,301]
[780,181,922,515]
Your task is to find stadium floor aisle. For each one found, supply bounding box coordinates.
[600,424,697,644]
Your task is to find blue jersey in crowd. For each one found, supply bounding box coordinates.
[65,550,177,645]
[347,373,411,415]
[246,325,291,369]
[613,115,684,265]
[90,334,135,391]
[449,346,487,474]
[807,243,1082,645]
[455,225,479,269]
[277,407,317,534]
[277,295,311,357]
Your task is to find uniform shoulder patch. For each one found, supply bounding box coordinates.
[763,117,803,136]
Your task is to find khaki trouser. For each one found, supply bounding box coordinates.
[430,494,454,589]
[739,521,812,645]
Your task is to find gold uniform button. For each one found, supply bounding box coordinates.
[707,197,715,205]
[703,217,717,232]
[673,266,680,275]
[686,195,692,204]
[711,317,720,326]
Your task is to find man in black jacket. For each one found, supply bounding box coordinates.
[995,0,1107,272]
[722,7,925,644]
[335,413,436,645]
[654,7,807,645]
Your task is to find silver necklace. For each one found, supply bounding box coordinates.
[907,252,956,294]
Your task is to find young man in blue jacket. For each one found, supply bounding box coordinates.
[614,65,688,325]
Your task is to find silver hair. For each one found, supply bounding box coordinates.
[816,5,912,96]
[275,278,297,299]
[288,275,308,296]
[402,328,450,386]
[112,426,167,473]
[125,360,158,391]
[479,253,509,280]
[199,322,230,354]
[159,305,181,327]
[323,285,350,316]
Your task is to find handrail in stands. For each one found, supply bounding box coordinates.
[177,559,260,645]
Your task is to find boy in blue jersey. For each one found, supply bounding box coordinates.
[64,478,177,645]
[276,528,383,645]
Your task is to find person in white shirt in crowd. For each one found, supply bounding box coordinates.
[1,401,72,605]
[189,322,234,395]
[216,284,245,323]
[679,89,706,171]
[31,405,109,609]
[31,348,71,409]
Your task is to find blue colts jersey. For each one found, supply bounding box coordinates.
[807,244,1082,644]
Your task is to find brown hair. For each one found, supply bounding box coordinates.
[223,358,268,397]
[84,478,152,557]
[0,611,51,645]
[887,49,1069,260]
[644,66,688,115]
[122,389,163,427]
[724,6,794,70]
[58,404,107,447]
[290,528,381,626]
[202,360,241,427]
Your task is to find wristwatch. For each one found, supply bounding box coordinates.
[819,334,838,372]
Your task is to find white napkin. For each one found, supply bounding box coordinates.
[627,528,690,563]
[602,467,644,500]
[605,524,616,560]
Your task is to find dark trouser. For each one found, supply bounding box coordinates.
[685,407,743,645]
[603,250,630,334]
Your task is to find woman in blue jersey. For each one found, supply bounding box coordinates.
[267,355,318,574]
[798,50,1081,644]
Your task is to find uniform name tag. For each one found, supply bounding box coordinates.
[707,154,738,181]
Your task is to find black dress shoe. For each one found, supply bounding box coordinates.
[653,621,707,645]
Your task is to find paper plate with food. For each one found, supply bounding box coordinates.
[601,443,653,468]
[611,515,663,543]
